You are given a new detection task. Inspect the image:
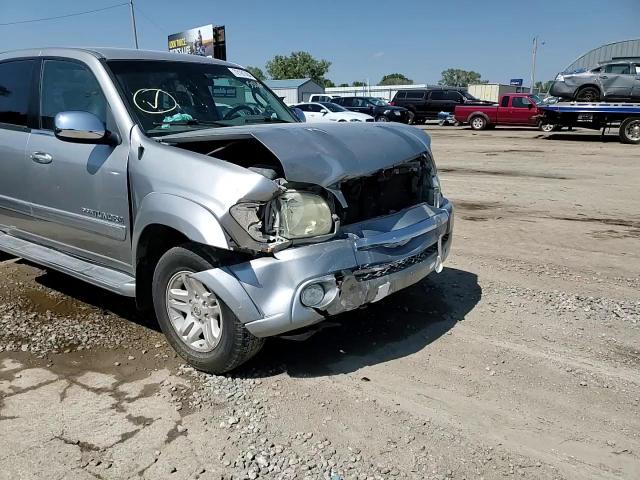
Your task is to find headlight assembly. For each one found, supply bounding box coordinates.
[230,190,336,248]
[274,191,333,239]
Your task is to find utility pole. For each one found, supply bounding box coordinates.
[129,0,139,49]
[530,36,538,93]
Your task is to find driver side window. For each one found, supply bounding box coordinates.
[40,60,107,131]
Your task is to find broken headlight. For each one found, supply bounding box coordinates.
[274,191,333,239]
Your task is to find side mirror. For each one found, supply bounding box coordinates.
[321,111,329,116]
[291,107,306,122]
[54,111,118,145]
[528,103,533,109]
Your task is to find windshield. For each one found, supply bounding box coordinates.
[529,94,543,104]
[108,60,297,136]
[319,102,347,112]
[368,98,388,106]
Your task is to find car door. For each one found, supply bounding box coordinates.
[24,58,132,270]
[350,98,373,115]
[404,90,426,117]
[426,90,449,117]
[0,58,38,234]
[631,63,640,99]
[599,63,633,99]
[509,96,536,125]
[304,103,325,122]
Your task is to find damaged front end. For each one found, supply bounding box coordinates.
[164,123,453,337]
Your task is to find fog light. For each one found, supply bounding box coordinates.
[300,284,325,307]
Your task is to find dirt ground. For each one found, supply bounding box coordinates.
[1,126,638,480]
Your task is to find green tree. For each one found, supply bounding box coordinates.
[378,73,413,85]
[534,80,553,94]
[245,66,266,81]
[352,81,366,87]
[324,79,336,88]
[439,68,485,87]
[338,83,349,87]
[266,51,331,85]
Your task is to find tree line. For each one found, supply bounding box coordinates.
[247,51,552,92]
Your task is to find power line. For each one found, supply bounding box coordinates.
[0,2,129,27]
[134,4,166,33]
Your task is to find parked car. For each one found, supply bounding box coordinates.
[454,93,548,130]
[331,96,412,123]
[308,94,341,103]
[293,102,374,122]
[390,88,482,123]
[0,48,454,373]
[549,61,640,102]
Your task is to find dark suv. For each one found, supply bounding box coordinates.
[390,88,479,123]
[331,96,411,123]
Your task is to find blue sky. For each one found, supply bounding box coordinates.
[1,0,638,86]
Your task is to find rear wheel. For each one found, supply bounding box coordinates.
[575,86,600,102]
[470,115,487,130]
[152,243,264,374]
[619,117,640,144]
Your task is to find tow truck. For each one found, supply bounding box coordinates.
[538,102,640,144]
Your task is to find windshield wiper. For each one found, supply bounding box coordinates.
[152,119,228,127]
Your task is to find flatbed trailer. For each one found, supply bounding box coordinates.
[539,102,640,144]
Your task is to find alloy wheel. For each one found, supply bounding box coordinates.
[625,120,640,142]
[165,271,223,352]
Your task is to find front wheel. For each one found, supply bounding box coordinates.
[470,115,487,130]
[619,117,640,144]
[152,244,264,374]
[539,121,556,132]
[375,115,389,122]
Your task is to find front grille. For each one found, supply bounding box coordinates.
[340,160,433,224]
[365,118,374,122]
[354,241,440,282]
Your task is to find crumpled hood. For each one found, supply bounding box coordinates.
[164,122,431,187]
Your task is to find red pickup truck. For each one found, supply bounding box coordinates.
[454,93,550,130]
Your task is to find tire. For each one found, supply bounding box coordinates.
[575,86,600,102]
[619,117,640,144]
[539,121,555,132]
[375,115,389,122]
[152,243,264,374]
[470,115,487,130]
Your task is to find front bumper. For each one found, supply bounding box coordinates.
[192,199,453,337]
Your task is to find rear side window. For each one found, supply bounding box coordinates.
[604,63,630,74]
[445,91,463,101]
[406,91,424,100]
[395,91,406,99]
[501,96,510,107]
[306,104,323,112]
[512,96,532,108]
[0,60,35,128]
[40,60,107,130]
[429,91,446,101]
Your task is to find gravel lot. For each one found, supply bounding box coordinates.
[1,126,638,480]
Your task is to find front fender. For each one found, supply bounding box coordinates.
[132,193,229,260]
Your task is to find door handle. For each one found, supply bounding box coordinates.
[599,75,608,79]
[30,152,53,164]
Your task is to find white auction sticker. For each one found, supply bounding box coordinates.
[228,67,256,80]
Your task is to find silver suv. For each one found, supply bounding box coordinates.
[550,61,640,102]
[0,48,453,373]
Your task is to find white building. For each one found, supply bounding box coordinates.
[264,78,325,105]
[468,83,529,103]
[325,84,437,102]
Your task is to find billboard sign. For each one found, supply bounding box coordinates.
[168,24,226,60]
[509,78,524,86]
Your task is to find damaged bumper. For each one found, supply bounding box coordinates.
[191,199,453,337]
